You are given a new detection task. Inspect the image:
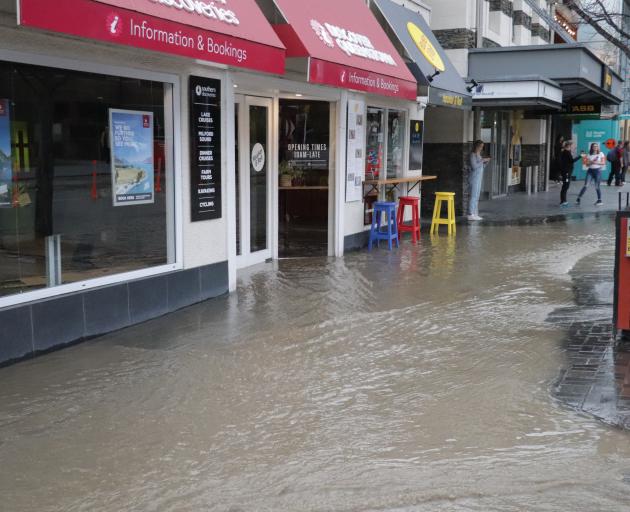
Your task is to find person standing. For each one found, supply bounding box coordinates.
[622,140,630,185]
[577,142,605,206]
[468,140,490,221]
[559,140,583,207]
[607,140,623,186]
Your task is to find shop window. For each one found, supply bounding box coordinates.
[364,107,406,224]
[0,61,174,300]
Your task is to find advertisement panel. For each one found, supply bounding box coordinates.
[109,109,155,207]
[0,100,11,207]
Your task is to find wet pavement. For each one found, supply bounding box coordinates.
[2,217,630,511]
[477,181,626,225]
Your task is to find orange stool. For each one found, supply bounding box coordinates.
[397,196,421,243]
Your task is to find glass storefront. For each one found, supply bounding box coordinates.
[0,61,174,299]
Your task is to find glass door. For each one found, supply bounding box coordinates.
[235,95,272,268]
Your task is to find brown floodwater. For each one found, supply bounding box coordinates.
[1,217,629,511]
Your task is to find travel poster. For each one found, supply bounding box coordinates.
[0,99,12,207]
[109,109,154,207]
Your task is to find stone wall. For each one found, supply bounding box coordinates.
[489,0,514,17]
[433,28,476,50]
[531,23,551,42]
[513,10,532,29]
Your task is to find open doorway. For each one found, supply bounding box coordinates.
[278,99,330,258]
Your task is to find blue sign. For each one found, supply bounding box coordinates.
[0,99,12,207]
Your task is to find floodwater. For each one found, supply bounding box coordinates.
[1,217,630,511]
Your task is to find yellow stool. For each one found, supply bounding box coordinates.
[430,192,456,235]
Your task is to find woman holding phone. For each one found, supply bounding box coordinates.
[576,142,605,206]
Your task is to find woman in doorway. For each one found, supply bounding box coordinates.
[468,140,490,221]
[576,142,605,206]
[559,140,583,207]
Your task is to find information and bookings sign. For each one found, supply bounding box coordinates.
[18,0,285,75]
[109,109,155,207]
[190,76,222,222]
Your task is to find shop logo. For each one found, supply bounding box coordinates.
[340,70,346,84]
[407,22,445,72]
[106,13,123,37]
[148,0,240,27]
[195,85,203,96]
[251,143,265,173]
[311,20,335,48]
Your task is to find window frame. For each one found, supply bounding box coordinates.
[0,49,183,310]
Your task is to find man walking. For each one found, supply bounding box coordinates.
[607,140,623,186]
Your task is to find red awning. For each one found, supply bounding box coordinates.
[18,0,285,75]
[271,0,416,100]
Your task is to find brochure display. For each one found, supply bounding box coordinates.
[109,109,155,207]
[346,99,366,203]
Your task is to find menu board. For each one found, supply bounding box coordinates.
[346,99,366,203]
[190,76,222,222]
[409,120,424,172]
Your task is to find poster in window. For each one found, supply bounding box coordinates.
[409,120,424,171]
[0,99,11,207]
[346,99,366,203]
[109,108,155,207]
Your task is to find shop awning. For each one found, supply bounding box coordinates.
[269,0,417,100]
[472,77,563,110]
[469,45,622,107]
[370,0,472,110]
[17,0,286,75]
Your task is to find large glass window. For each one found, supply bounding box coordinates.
[0,61,174,300]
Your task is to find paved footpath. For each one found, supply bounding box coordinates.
[549,248,630,429]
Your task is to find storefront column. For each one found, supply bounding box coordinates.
[225,73,237,293]
[334,90,349,257]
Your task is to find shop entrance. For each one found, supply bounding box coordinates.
[278,99,330,258]
[235,95,273,268]
[481,111,510,198]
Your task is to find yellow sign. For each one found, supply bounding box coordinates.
[441,94,463,106]
[407,22,445,72]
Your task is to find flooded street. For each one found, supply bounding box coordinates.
[2,217,630,511]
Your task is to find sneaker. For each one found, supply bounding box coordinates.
[595,200,603,206]
[560,202,569,207]
[467,214,483,221]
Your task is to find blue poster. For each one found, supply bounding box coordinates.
[0,99,12,207]
[109,109,154,207]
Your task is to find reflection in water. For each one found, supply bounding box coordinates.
[1,219,630,511]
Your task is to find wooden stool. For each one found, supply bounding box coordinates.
[431,192,456,235]
[397,196,420,243]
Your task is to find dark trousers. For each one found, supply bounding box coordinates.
[560,173,571,203]
[608,161,622,186]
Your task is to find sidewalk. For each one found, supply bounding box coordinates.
[475,182,627,225]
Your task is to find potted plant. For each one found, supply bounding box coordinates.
[279,161,293,187]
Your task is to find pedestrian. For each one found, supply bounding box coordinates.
[622,140,630,185]
[576,142,605,206]
[552,135,564,183]
[607,140,623,186]
[468,140,490,221]
[559,140,583,207]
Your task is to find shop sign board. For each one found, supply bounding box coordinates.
[190,75,222,222]
[0,100,11,207]
[271,0,417,100]
[473,81,562,105]
[428,88,472,110]
[109,109,155,207]
[18,0,285,75]
[564,103,602,115]
[346,99,366,203]
[602,67,613,93]
[408,120,424,172]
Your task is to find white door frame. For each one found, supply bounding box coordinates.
[235,94,274,269]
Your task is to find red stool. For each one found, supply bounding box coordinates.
[397,196,421,243]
